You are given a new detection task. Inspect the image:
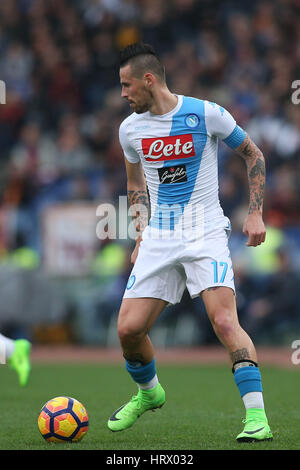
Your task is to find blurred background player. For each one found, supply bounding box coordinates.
[107,42,272,442]
[0,334,31,386]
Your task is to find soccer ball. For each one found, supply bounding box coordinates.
[38,396,89,443]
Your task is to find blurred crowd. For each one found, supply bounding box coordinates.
[0,0,299,345]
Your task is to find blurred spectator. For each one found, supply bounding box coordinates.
[55,114,95,176]
[240,248,300,344]
[8,121,58,188]
[0,41,33,102]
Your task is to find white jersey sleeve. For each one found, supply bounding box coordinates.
[119,119,140,164]
[204,101,246,148]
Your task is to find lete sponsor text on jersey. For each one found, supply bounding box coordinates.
[142,134,195,161]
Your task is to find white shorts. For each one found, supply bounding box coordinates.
[123,221,235,305]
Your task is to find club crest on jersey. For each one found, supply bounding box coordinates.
[142,134,195,162]
[185,114,200,128]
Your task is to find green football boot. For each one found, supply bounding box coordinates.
[236,408,273,442]
[9,339,32,387]
[108,383,165,432]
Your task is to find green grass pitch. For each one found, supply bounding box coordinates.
[0,361,299,450]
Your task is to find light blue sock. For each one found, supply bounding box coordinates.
[125,358,157,389]
[234,366,265,410]
[234,366,263,397]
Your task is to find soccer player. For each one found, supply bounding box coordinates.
[107,42,273,442]
[0,334,31,386]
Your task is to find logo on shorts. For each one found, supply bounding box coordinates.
[142,134,195,162]
[126,274,136,290]
[185,114,200,128]
[158,164,187,184]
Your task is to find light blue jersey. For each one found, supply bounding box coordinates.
[119,95,246,232]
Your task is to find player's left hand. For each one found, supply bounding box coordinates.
[242,212,266,247]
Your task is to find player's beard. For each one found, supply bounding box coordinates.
[133,90,153,114]
[134,103,150,114]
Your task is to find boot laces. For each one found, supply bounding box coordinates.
[242,415,265,430]
[122,394,142,416]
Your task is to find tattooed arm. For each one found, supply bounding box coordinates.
[234,134,266,247]
[124,158,150,263]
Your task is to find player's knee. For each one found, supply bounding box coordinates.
[211,310,236,339]
[117,320,145,345]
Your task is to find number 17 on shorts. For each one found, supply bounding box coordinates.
[211,261,228,283]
